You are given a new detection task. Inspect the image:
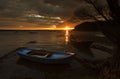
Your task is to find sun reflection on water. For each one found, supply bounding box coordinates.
[64,26,73,45]
[65,30,69,44]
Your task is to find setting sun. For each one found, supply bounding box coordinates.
[64,26,74,30]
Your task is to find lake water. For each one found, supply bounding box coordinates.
[0,30,111,59]
[0,30,77,55]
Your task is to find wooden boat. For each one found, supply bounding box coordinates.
[16,47,75,64]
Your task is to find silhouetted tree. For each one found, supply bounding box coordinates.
[83,0,120,79]
[84,0,109,21]
[107,0,120,22]
[99,0,120,79]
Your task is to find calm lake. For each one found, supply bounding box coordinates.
[0,30,77,55]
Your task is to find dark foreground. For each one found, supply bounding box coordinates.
[0,47,99,79]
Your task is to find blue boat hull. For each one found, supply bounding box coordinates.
[16,47,75,64]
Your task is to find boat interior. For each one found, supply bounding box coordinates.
[27,50,52,58]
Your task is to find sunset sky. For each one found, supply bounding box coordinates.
[0,0,106,30]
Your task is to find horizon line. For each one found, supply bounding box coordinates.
[0,27,74,31]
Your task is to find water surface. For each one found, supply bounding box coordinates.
[0,30,77,53]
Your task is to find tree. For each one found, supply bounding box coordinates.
[84,0,109,21]
[83,0,120,79]
[74,0,111,21]
[74,0,120,79]
[107,0,120,22]
[99,0,120,79]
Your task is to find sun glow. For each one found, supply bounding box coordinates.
[0,25,74,30]
[64,26,74,30]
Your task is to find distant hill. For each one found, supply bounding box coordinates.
[74,21,106,32]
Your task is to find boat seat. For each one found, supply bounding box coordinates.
[28,51,52,58]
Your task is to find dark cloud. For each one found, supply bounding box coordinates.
[0,0,108,17]
[0,0,107,22]
[0,0,95,27]
[0,0,29,17]
[44,0,102,19]
[44,0,80,8]
[0,0,86,18]
[0,0,109,29]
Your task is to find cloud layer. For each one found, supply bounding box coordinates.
[0,0,107,28]
[0,0,87,18]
